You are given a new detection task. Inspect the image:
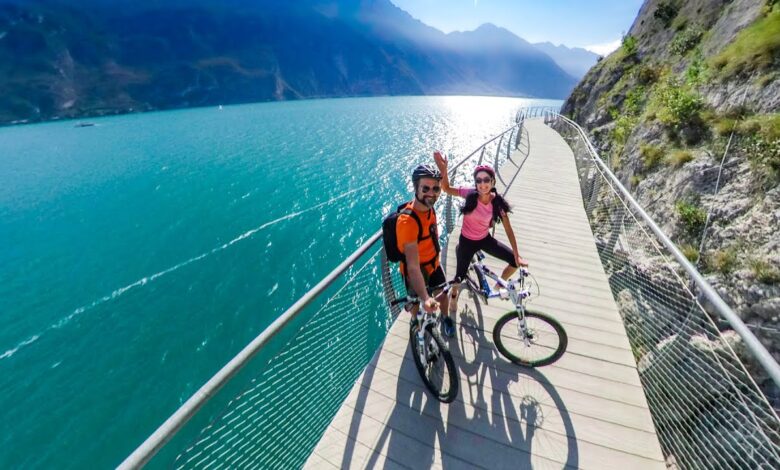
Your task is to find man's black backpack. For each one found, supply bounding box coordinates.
[382,202,424,263]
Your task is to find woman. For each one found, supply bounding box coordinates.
[433,150,528,316]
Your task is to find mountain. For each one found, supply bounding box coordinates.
[0,0,577,124]
[561,0,779,396]
[532,41,600,79]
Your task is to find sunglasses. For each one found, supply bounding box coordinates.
[475,177,493,184]
[420,185,442,194]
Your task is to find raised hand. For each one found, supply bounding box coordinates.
[433,150,448,172]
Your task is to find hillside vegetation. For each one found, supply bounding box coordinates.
[563,0,779,399]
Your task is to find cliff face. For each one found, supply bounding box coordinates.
[0,0,577,125]
[562,0,779,391]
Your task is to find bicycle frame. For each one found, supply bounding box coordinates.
[467,252,539,347]
[468,251,532,310]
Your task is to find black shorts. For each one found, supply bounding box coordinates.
[454,234,517,281]
[402,264,446,296]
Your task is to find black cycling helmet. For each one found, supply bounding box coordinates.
[411,164,442,182]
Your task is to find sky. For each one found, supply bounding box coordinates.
[390,0,643,55]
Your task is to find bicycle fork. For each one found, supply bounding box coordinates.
[515,306,534,347]
[415,313,440,367]
[415,313,428,367]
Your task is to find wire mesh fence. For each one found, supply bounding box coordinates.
[548,112,780,469]
[166,242,406,469]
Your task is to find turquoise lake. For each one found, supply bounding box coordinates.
[0,96,561,468]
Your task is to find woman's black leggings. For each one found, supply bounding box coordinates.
[454,234,517,282]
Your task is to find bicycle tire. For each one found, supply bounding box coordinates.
[409,322,459,403]
[492,309,567,367]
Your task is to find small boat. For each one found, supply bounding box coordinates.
[74,122,95,128]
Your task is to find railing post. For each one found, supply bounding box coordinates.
[515,121,523,149]
[494,134,504,169]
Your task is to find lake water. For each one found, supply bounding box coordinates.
[0,95,561,468]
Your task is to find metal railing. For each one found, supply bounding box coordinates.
[516,105,559,122]
[547,110,780,469]
[120,121,526,469]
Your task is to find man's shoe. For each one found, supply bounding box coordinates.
[442,316,456,338]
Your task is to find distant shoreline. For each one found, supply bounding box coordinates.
[0,94,563,129]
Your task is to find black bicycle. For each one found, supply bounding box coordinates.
[465,251,567,367]
[391,283,459,403]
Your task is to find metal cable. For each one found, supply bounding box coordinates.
[694,82,754,269]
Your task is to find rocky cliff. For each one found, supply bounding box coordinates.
[562,0,779,398]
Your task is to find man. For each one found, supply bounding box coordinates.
[396,164,455,337]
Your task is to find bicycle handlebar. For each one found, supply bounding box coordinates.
[389,280,457,307]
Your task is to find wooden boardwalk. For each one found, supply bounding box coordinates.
[305,119,666,469]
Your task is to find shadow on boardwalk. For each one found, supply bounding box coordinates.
[337,300,579,469]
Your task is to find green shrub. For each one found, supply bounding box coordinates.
[622,34,638,57]
[609,86,646,153]
[649,76,703,130]
[685,49,710,85]
[738,114,780,186]
[654,1,680,27]
[668,149,693,168]
[711,8,780,79]
[680,244,700,262]
[640,144,664,170]
[630,175,642,187]
[707,249,738,274]
[750,259,780,284]
[612,116,636,146]
[637,64,660,85]
[676,200,707,238]
[670,26,704,56]
[741,134,780,186]
[624,86,645,115]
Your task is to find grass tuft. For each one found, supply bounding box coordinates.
[668,149,693,168]
[707,248,738,274]
[640,144,665,170]
[711,8,780,79]
[750,259,780,284]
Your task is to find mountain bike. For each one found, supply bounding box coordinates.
[391,282,459,403]
[465,251,568,367]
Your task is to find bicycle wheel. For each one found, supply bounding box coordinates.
[409,322,459,403]
[493,309,567,367]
